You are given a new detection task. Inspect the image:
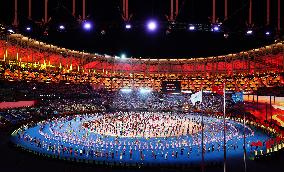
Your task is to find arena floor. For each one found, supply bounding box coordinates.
[10,112,271,166]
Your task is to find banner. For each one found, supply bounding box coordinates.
[232,92,244,103]
[212,85,224,95]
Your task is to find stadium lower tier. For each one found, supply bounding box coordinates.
[10,112,276,165]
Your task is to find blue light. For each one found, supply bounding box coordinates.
[147,20,158,31]
[213,26,219,31]
[83,21,92,31]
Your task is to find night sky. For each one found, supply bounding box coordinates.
[0,0,282,58]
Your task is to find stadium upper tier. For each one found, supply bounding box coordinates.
[0,34,283,75]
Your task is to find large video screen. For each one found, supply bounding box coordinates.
[161,81,181,93]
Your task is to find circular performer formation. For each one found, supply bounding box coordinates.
[11,112,270,166]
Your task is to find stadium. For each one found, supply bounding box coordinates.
[0,1,284,172]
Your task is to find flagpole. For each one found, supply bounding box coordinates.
[243,102,247,172]
[223,83,226,172]
[201,90,204,172]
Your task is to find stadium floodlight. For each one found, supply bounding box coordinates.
[125,24,132,29]
[246,30,253,35]
[139,88,152,94]
[189,25,195,31]
[82,21,92,31]
[59,25,65,30]
[120,88,132,93]
[8,29,15,33]
[212,25,219,32]
[147,20,158,32]
[121,53,127,59]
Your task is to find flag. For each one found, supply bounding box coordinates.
[190,90,202,105]
[232,92,244,103]
[212,85,224,95]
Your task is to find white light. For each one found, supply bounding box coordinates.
[120,88,132,93]
[26,27,31,31]
[189,26,195,31]
[246,30,253,34]
[59,25,65,30]
[139,88,152,94]
[121,54,127,59]
[125,24,132,29]
[8,29,14,33]
[181,90,192,93]
[84,23,91,29]
[265,31,270,35]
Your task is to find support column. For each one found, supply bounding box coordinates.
[45,0,48,23]
[175,0,179,17]
[28,0,32,19]
[168,0,178,21]
[266,0,270,25]
[212,0,216,23]
[72,0,76,17]
[270,96,272,122]
[13,0,18,26]
[277,0,281,32]
[126,0,129,20]
[266,103,268,122]
[171,0,174,21]
[224,0,228,20]
[249,0,252,25]
[83,0,86,20]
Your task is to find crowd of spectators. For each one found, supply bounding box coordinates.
[110,90,234,112]
[0,84,237,128]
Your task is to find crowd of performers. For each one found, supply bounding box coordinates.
[13,111,270,164]
[82,112,202,138]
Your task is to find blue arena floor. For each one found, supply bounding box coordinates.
[11,113,271,166]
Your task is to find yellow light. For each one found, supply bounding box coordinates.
[16,52,18,61]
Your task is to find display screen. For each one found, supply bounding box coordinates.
[161,81,181,93]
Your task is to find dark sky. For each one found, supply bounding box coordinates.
[0,0,282,58]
